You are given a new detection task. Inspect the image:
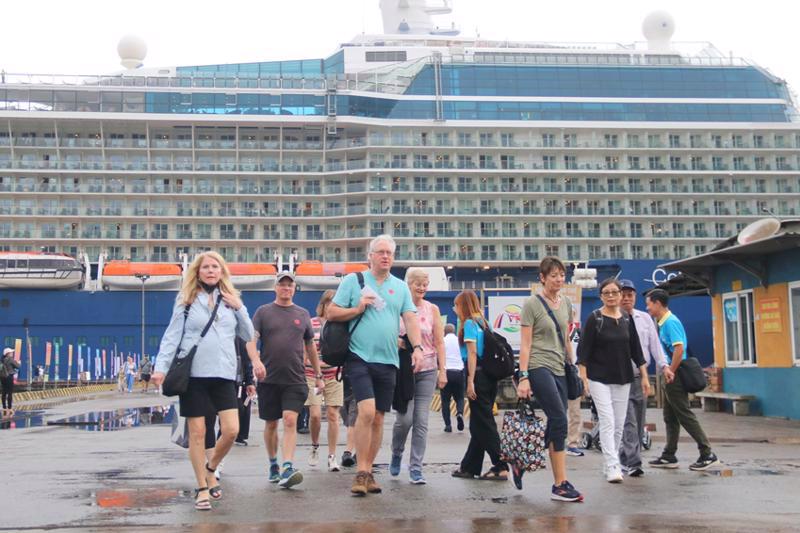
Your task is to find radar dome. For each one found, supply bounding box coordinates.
[642,11,675,52]
[117,35,147,69]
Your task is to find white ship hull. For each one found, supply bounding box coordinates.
[0,273,83,290]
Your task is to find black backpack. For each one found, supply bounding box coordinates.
[320,272,365,369]
[477,319,516,380]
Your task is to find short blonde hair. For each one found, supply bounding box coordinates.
[405,267,429,286]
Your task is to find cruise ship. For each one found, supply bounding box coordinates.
[1,2,798,275]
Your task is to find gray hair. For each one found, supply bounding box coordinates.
[368,234,397,254]
[406,267,429,285]
[444,323,456,334]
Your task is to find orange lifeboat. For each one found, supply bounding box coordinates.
[101,261,182,290]
[228,263,278,290]
[294,261,368,289]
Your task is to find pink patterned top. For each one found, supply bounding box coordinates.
[400,299,439,373]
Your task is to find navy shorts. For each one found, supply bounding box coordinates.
[344,353,397,413]
[256,382,309,421]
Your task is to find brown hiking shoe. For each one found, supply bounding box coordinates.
[351,471,368,496]
[366,472,382,494]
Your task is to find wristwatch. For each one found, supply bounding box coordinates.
[316,372,324,380]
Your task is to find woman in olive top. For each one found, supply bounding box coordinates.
[577,278,650,483]
[517,256,583,502]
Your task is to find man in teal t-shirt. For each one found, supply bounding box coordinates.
[646,289,718,472]
[328,235,422,496]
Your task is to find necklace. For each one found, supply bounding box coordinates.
[542,291,561,305]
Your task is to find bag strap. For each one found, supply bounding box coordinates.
[348,271,366,334]
[199,294,223,339]
[536,294,566,351]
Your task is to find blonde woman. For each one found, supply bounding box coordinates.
[390,268,447,484]
[152,252,262,511]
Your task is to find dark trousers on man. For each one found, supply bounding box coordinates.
[1,376,14,410]
[440,369,465,428]
[237,384,251,442]
[662,377,712,459]
[460,369,506,475]
[620,374,646,470]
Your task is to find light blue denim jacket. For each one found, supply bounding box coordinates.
[154,289,254,381]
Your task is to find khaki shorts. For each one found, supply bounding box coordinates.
[305,376,344,407]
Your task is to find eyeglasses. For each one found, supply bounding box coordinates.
[601,290,621,297]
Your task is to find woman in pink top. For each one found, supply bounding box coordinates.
[390,268,447,484]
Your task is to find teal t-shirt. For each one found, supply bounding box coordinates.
[459,318,486,361]
[332,271,416,367]
[658,311,688,364]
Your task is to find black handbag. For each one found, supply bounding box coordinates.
[320,272,365,368]
[677,357,707,393]
[162,295,222,397]
[536,295,584,400]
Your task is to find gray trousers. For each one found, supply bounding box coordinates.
[619,374,646,470]
[391,369,437,472]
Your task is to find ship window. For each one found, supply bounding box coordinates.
[0,260,5,269]
[365,51,407,62]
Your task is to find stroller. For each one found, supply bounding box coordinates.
[579,397,651,452]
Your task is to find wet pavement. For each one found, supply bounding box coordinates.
[4,390,800,532]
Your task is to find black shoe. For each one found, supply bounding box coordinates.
[234,439,248,446]
[341,451,356,468]
[456,414,464,431]
[444,425,452,433]
[628,467,645,477]
[511,464,524,490]
[649,456,679,469]
[297,427,310,435]
[689,453,720,471]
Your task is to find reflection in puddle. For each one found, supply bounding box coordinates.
[46,405,175,431]
[0,410,46,429]
[94,488,185,508]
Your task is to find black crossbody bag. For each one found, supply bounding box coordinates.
[536,295,584,400]
[320,272,366,369]
[162,294,222,397]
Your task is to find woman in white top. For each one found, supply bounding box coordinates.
[440,323,466,432]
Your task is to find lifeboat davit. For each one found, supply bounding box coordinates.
[294,261,368,290]
[0,251,84,289]
[228,263,278,290]
[102,261,182,290]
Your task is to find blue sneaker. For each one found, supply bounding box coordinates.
[390,454,402,477]
[278,466,303,489]
[566,447,585,457]
[268,463,280,483]
[551,480,583,502]
[409,470,426,485]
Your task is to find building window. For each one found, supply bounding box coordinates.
[722,292,756,365]
[791,282,800,364]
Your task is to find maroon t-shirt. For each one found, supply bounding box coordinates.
[252,303,313,385]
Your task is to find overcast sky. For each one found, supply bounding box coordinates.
[2,0,798,98]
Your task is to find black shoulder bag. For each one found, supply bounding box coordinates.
[536,295,583,400]
[162,294,222,397]
[320,272,365,369]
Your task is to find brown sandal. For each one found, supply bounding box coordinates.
[479,469,509,481]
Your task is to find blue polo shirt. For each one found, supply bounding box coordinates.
[332,271,416,367]
[460,318,486,362]
[657,311,688,364]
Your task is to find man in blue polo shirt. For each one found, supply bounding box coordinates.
[328,234,423,496]
[645,289,719,471]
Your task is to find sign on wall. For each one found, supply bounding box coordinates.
[759,298,782,333]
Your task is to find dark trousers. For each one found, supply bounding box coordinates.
[440,369,465,427]
[1,376,13,410]
[460,369,506,475]
[620,374,646,469]
[530,367,568,452]
[662,377,712,458]
[237,384,251,441]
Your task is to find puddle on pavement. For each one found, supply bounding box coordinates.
[91,488,186,508]
[45,405,175,431]
[0,410,46,429]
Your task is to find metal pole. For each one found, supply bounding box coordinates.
[134,274,150,364]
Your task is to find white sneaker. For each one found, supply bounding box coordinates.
[309,446,319,467]
[328,454,340,472]
[215,461,223,480]
[606,465,623,484]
